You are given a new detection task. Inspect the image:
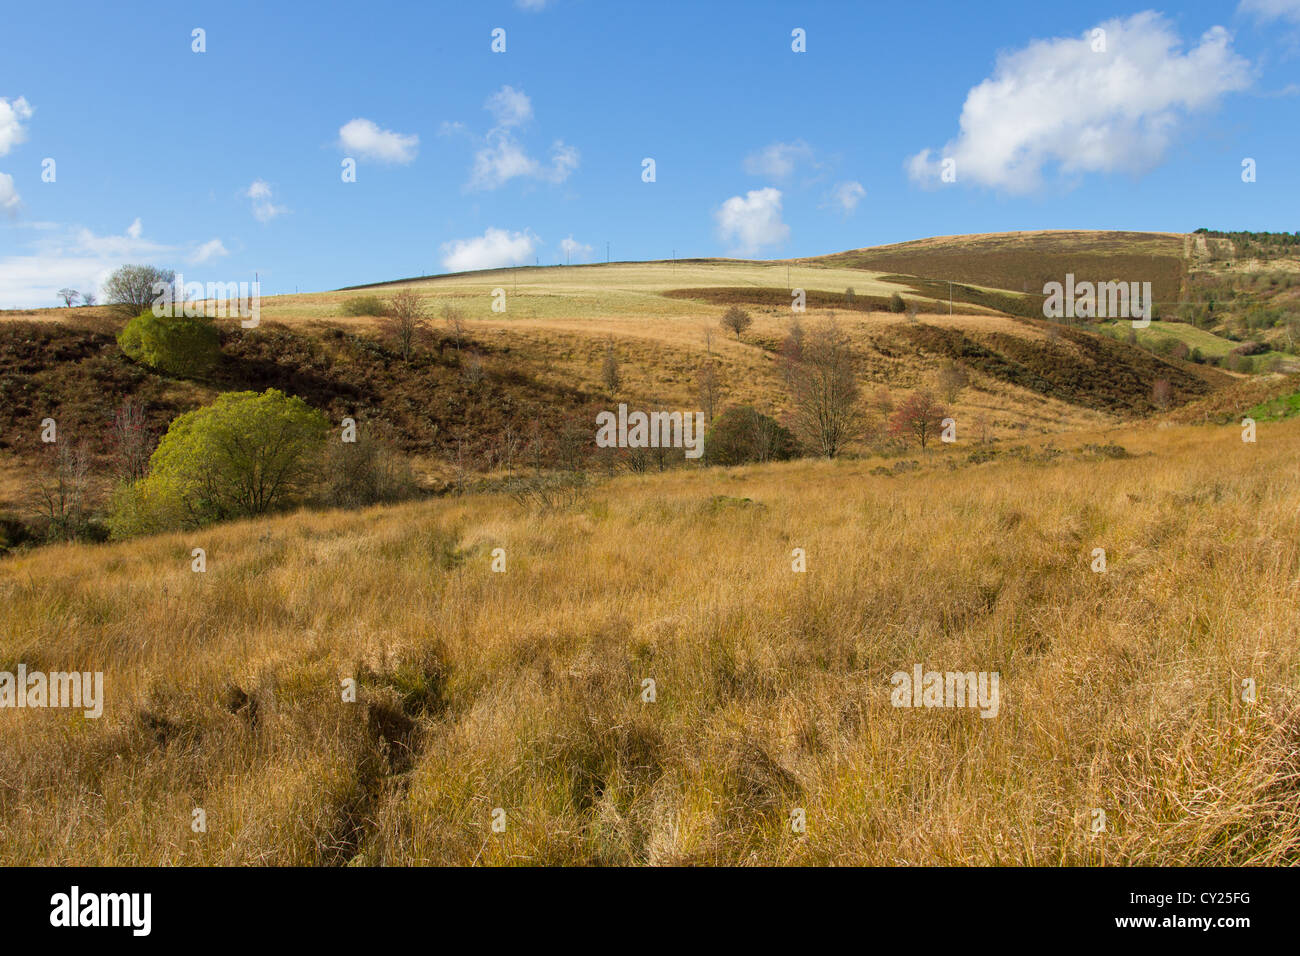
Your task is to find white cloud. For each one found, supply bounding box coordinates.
[191,238,229,264]
[545,141,580,183]
[337,117,419,164]
[0,96,33,157]
[559,236,592,262]
[516,0,549,9]
[715,187,789,256]
[743,140,815,179]
[462,88,578,191]
[1239,0,1300,22]
[440,227,538,272]
[826,180,865,213]
[246,180,288,222]
[906,12,1252,193]
[470,132,540,189]
[486,86,533,128]
[0,172,19,212]
[126,217,143,239]
[0,221,175,308]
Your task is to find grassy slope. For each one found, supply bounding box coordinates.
[2,418,1298,864]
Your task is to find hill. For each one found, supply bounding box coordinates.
[1,229,1293,539]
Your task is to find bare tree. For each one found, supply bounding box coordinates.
[788,319,862,458]
[601,337,622,394]
[29,442,90,541]
[103,265,176,316]
[387,289,427,360]
[111,397,153,482]
[461,351,486,387]
[1152,378,1172,411]
[721,306,752,340]
[697,359,722,424]
[58,288,80,308]
[779,316,805,386]
[936,360,970,403]
[443,303,467,354]
[81,291,97,306]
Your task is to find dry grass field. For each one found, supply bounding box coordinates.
[2,417,1298,865]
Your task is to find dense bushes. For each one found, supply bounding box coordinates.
[705,406,799,465]
[341,295,388,317]
[109,389,328,535]
[320,434,419,508]
[118,310,220,377]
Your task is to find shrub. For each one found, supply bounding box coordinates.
[117,310,220,377]
[110,388,328,534]
[889,292,906,313]
[705,406,800,466]
[319,434,419,509]
[342,295,389,317]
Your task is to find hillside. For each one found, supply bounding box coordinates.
[1,229,1294,539]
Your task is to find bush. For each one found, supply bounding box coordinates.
[342,295,389,317]
[110,388,328,534]
[889,292,906,313]
[705,405,800,466]
[117,310,220,377]
[319,435,419,509]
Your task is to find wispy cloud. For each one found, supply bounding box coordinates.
[337,118,419,164]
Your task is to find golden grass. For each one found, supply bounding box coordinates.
[2,418,1298,865]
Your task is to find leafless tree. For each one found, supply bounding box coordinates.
[29,441,90,541]
[936,360,970,403]
[721,305,752,340]
[601,337,622,394]
[58,288,80,308]
[386,289,427,360]
[81,291,97,306]
[1152,378,1172,411]
[788,319,863,458]
[779,316,804,386]
[697,359,722,424]
[111,397,153,482]
[443,303,467,354]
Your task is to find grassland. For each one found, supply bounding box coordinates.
[1097,320,1245,359]
[1,417,1298,865]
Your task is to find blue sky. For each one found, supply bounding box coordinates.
[0,0,1296,306]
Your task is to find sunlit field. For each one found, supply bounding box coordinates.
[3,417,1297,865]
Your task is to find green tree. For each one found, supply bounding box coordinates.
[110,389,328,534]
[118,310,221,377]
